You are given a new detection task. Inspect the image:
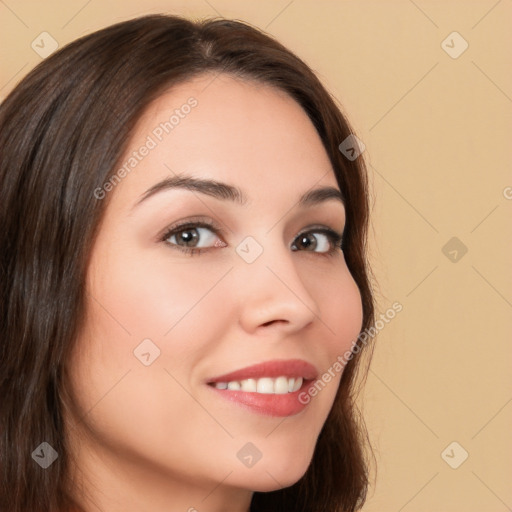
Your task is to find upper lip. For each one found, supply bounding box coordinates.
[206,359,318,383]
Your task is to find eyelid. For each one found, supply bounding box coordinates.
[158,216,225,243]
[297,223,343,236]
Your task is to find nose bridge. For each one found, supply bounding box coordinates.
[233,231,321,331]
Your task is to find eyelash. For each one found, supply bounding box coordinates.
[160,219,345,257]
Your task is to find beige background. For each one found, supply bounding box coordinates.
[1,1,511,510]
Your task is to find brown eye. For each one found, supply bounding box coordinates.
[168,227,201,247]
[291,229,343,255]
[162,221,227,256]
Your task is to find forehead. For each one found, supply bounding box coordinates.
[110,73,340,211]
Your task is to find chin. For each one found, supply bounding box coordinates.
[247,465,309,493]
[238,450,314,493]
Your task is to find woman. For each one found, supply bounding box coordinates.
[0,14,375,512]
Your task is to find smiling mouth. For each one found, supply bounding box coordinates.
[207,376,305,394]
[205,359,318,417]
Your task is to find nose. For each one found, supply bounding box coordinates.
[234,240,322,335]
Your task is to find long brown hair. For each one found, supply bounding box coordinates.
[0,14,375,512]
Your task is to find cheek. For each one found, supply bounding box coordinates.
[310,262,364,358]
[284,262,363,418]
[87,239,231,342]
[78,242,233,418]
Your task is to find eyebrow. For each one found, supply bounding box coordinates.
[131,174,345,211]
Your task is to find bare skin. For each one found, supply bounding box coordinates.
[64,73,363,512]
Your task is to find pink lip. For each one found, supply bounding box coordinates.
[206,359,318,383]
[205,359,318,417]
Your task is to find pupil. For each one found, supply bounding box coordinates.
[179,229,198,247]
[300,234,316,250]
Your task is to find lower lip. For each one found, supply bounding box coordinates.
[207,380,313,417]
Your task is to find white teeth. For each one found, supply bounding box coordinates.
[256,377,275,394]
[274,376,289,394]
[213,376,305,394]
[241,378,257,392]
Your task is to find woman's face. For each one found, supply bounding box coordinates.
[66,73,363,508]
